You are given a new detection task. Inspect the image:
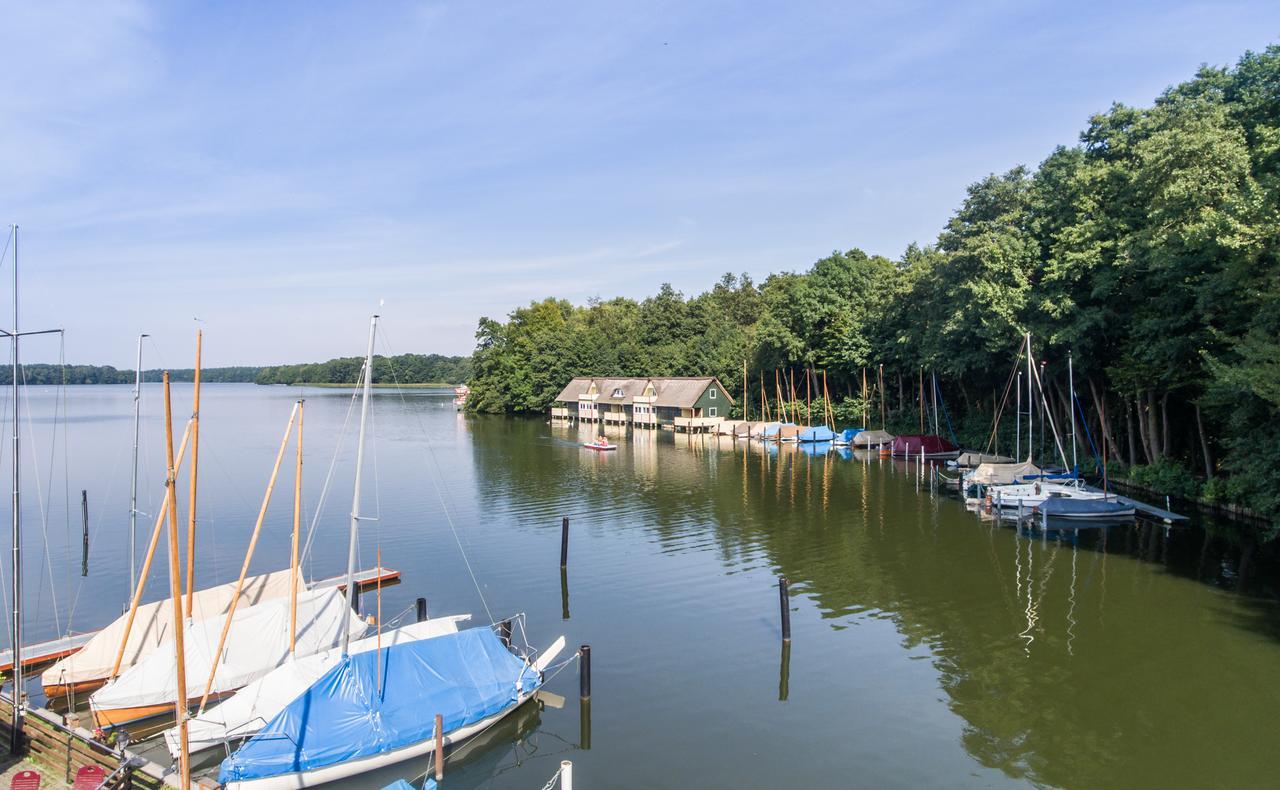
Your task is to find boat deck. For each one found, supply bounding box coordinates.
[0,566,401,673]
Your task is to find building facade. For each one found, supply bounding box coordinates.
[551,376,733,431]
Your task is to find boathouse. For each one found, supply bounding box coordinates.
[551,376,733,431]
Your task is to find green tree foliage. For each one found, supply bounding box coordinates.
[254,354,470,385]
[468,46,1280,532]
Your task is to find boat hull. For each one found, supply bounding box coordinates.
[43,678,106,699]
[223,693,534,790]
[93,689,235,728]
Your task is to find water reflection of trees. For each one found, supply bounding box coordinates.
[469,416,1280,788]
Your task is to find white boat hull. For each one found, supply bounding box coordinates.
[223,692,535,790]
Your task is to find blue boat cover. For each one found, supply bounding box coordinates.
[219,628,538,784]
[797,426,837,443]
[838,428,864,443]
[1039,497,1133,517]
[383,780,436,790]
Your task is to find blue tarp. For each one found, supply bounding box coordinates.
[1039,497,1133,518]
[220,628,539,784]
[837,428,864,444]
[797,426,836,443]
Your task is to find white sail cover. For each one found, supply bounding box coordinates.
[969,460,1044,486]
[42,570,297,691]
[91,586,367,717]
[166,614,473,757]
[954,451,1014,468]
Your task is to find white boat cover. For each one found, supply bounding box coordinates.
[166,614,473,757]
[42,570,297,692]
[969,460,1044,485]
[852,429,894,447]
[91,586,367,717]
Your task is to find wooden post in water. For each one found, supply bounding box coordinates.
[415,597,427,622]
[433,713,444,781]
[579,644,592,699]
[779,576,791,642]
[560,516,569,568]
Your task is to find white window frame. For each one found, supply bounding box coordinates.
[613,388,624,398]
[709,388,716,399]
[708,407,717,417]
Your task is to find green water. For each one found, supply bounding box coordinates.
[15,386,1280,788]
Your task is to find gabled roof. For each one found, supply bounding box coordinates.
[652,377,734,408]
[597,378,650,404]
[554,377,594,402]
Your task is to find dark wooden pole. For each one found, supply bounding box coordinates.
[779,576,791,642]
[560,516,569,567]
[579,644,591,699]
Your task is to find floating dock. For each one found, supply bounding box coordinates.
[0,566,400,674]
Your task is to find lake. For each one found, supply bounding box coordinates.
[10,384,1280,788]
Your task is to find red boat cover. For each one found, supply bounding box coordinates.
[892,434,958,455]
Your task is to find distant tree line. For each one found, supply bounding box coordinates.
[0,365,263,384]
[253,353,471,385]
[468,46,1280,532]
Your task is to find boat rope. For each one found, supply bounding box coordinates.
[537,763,568,790]
[376,326,494,625]
[1072,392,1103,475]
[299,380,360,572]
[21,358,63,637]
[932,376,959,446]
[983,353,1023,455]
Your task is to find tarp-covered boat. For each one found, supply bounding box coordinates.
[777,424,803,443]
[852,429,894,448]
[219,627,555,790]
[891,434,961,459]
[834,428,863,446]
[91,586,367,728]
[1038,496,1135,520]
[953,451,1014,468]
[797,426,837,443]
[967,460,1044,486]
[43,570,297,698]
[166,615,472,757]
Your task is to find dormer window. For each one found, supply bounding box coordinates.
[612,388,624,398]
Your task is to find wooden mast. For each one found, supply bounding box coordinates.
[161,373,191,790]
[862,368,868,429]
[760,374,767,423]
[109,420,193,681]
[197,401,300,713]
[742,360,748,422]
[805,368,812,426]
[185,330,202,618]
[290,400,304,653]
[878,364,886,429]
[919,367,925,433]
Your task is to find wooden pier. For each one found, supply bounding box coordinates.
[0,566,400,674]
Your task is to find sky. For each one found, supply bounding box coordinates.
[3,1,1278,367]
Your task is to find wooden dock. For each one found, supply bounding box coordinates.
[0,566,401,673]
[1079,485,1188,523]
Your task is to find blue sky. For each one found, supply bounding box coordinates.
[4,1,1278,366]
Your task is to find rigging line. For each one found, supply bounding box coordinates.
[376,326,493,624]
[59,335,78,633]
[21,360,63,637]
[299,376,361,570]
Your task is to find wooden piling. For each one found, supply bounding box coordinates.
[415,597,427,622]
[560,516,569,567]
[579,644,591,699]
[779,576,791,642]
[433,713,444,781]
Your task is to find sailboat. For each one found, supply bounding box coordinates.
[218,315,566,790]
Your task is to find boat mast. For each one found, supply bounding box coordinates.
[1025,333,1033,464]
[1068,352,1077,475]
[1016,371,1022,461]
[185,330,202,617]
[8,225,19,750]
[290,401,304,653]
[343,314,378,656]
[162,373,191,790]
[931,371,939,436]
[742,360,748,422]
[129,333,148,596]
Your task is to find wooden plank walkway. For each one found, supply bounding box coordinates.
[0,567,401,673]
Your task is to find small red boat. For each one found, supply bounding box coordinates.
[582,437,617,451]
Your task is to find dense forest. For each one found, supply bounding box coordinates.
[467,46,1280,531]
[253,353,470,385]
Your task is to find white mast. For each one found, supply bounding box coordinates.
[343,314,377,656]
[129,333,148,593]
[1026,333,1033,464]
[1016,371,1021,461]
[1068,351,1077,475]
[9,225,19,750]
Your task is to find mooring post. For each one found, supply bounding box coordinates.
[560,761,574,790]
[415,597,427,623]
[779,576,791,642]
[434,713,444,781]
[560,516,570,568]
[498,618,512,648]
[579,644,591,699]
[560,566,571,620]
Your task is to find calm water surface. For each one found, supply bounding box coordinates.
[9,384,1280,789]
